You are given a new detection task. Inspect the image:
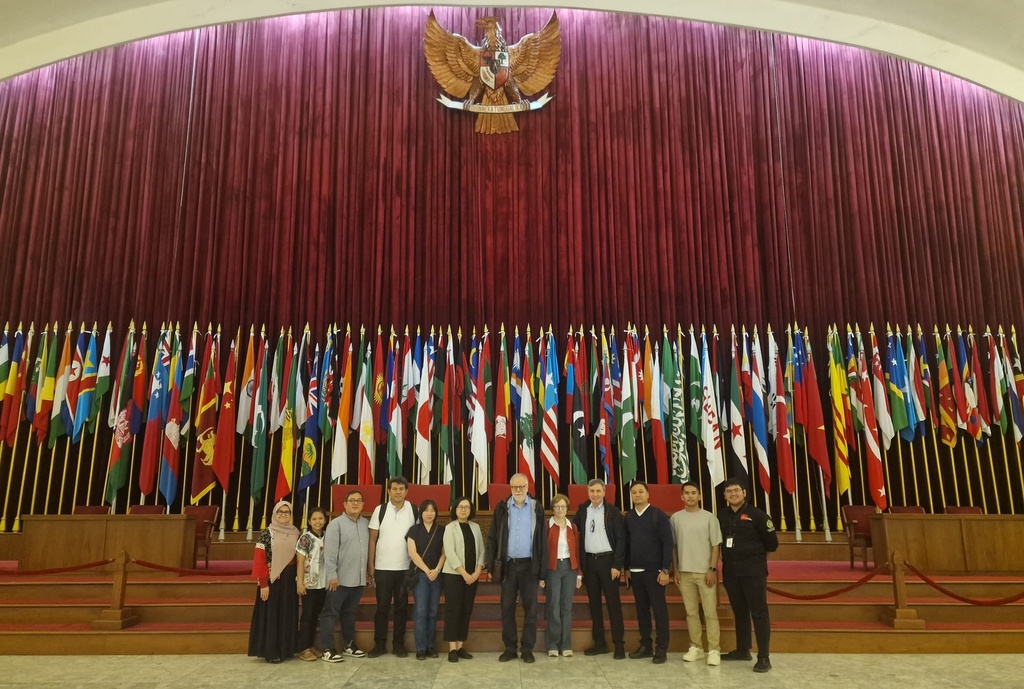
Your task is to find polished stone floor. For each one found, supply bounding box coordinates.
[2,652,1020,688]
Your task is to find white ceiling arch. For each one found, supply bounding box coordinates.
[1,1,1022,103]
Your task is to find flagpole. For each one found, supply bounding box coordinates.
[46,438,68,514]
[791,490,801,542]
[928,422,946,509]
[70,432,86,513]
[957,443,971,507]
[246,496,255,541]
[1012,327,1024,508]
[817,467,832,542]
[802,443,816,532]
[776,469,786,531]
[972,443,988,513]
[219,488,228,541]
[997,428,1014,514]
[2,405,24,532]
[985,442,1002,513]
[235,444,248,534]
[261,435,274,529]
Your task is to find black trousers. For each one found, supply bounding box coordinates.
[582,553,624,646]
[500,558,539,652]
[297,587,326,651]
[373,569,409,646]
[723,575,771,657]
[631,570,669,653]
[443,573,478,642]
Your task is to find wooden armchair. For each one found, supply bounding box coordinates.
[128,504,167,515]
[841,504,877,569]
[72,505,111,515]
[888,505,926,514]
[183,505,220,568]
[944,505,983,515]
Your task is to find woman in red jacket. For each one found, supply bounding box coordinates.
[248,500,301,663]
[541,493,582,657]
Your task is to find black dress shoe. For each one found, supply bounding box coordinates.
[368,645,386,658]
[613,644,626,660]
[426,648,438,658]
[753,657,772,673]
[629,646,653,659]
[416,651,426,660]
[457,648,473,660]
[721,650,752,661]
[499,650,518,662]
[652,652,667,665]
[584,645,609,656]
[521,650,535,663]
[394,644,408,658]
[448,651,459,663]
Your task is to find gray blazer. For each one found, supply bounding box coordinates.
[442,520,485,575]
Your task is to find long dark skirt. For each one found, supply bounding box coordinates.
[248,563,299,661]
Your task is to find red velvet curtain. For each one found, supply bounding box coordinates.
[3,7,1024,523]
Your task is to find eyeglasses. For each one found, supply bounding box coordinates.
[553,505,568,510]
[276,510,292,515]
[511,484,528,490]
[456,504,472,510]
[724,488,744,495]
[346,498,364,504]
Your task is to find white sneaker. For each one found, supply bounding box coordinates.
[706,650,721,666]
[344,645,366,658]
[561,650,573,658]
[548,650,559,658]
[682,646,706,663]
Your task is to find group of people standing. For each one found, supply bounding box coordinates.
[247,474,778,673]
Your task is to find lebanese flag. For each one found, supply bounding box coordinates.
[414,336,435,484]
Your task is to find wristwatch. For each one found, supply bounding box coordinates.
[709,566,717,572]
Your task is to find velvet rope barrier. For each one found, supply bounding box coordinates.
[3,558,116,576]
[765,564,886,600]
[902,561,1024,606]
[130,558,251,576]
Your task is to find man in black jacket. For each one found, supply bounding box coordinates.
[486,473,547,663]
[572,478,626,659]
[718,478,779,673]
[624,481,674,664]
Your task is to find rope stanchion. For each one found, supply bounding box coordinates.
[902,560,1024,606]
[3,558,116,576]
[130,558,251,577]
[766,564,886,601]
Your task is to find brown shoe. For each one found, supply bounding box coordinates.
[298,649,318,662]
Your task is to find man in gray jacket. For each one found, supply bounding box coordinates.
[318,489,371,662]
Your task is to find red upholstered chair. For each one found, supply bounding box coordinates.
[888,505,926,514]
[128,504,167,515]
[72,505,111,515]
[183,505,220,568]
[841,504,877,569]
[331,484,384,516]
[406,484,452,512]
[567,483,617,511]
[644,484,683,514]
[944,505,983,515]
[487,483,513,508]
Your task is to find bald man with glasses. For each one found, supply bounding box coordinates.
[486,473,547,663]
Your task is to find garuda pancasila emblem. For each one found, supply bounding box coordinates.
[423,12,561,134]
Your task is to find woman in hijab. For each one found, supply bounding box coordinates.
[248,500,301,662]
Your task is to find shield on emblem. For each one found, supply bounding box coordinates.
[480,50,510,89]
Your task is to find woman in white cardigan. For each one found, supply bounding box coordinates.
[441,496,485,662]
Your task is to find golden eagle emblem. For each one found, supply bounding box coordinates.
[423,12,561,134]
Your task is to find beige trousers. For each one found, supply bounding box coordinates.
[677,572,720,651]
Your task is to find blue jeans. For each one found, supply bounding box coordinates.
[545,559,577,652]
[318,585,364,652]
[412,570,443,651]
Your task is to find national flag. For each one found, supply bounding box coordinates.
[609,330,622,437]
[846,328,864,433]
[0,325,9,406]
[728,328,749,485]
[372,330,386,444]
[413,333,435,484]
[159,333,184,505]
[275,335,303,503]
[956,331,981,440]
[61,326,87,437]
[469,331,489,494]
[386,341,405,480]
[332,328,354,481]
[250,331,270,502]
[688,329,703,442]
[968,331,991,437]
[885,328,911,442]
[828,327,852,497]
[594,331,614,483]
[438,332,455,486]
[48,324,74,449]
[319,329,336,443]
[191,330,220,503]
[0,326,25,446]
[768,329,795,494]
[641,331,654,427]
[667,328,689,483]
[518,330,537,494]
[701,330,726,487]
[268,329,288,436]
[235,328,256,437]
[618,332,638,485]
[137,328,171,493]
[987,330,1007,436]
[936,330,958,447]
[749,329,770,494]
[1001,331,1024,442]
[906,328,928,436]
[649,338,669,483]
[33,323,60,443]
[871,330,895,451]
[104,325,136,504]
[567,336,587,484]
[297,343,320,496]
[88,323,112,434]
[212,332,237,492]
[858,330,887,510]
[919,329,938,430]
[71,326,99,443]
[179,325,198,440]
[540,332,560,484]
[510,329,523,419]
[493,331,511,483]
[357,340,376,484]
[26,326,46,427]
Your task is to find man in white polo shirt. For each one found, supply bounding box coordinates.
[669,481,723,666]
[367,476,419,657]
